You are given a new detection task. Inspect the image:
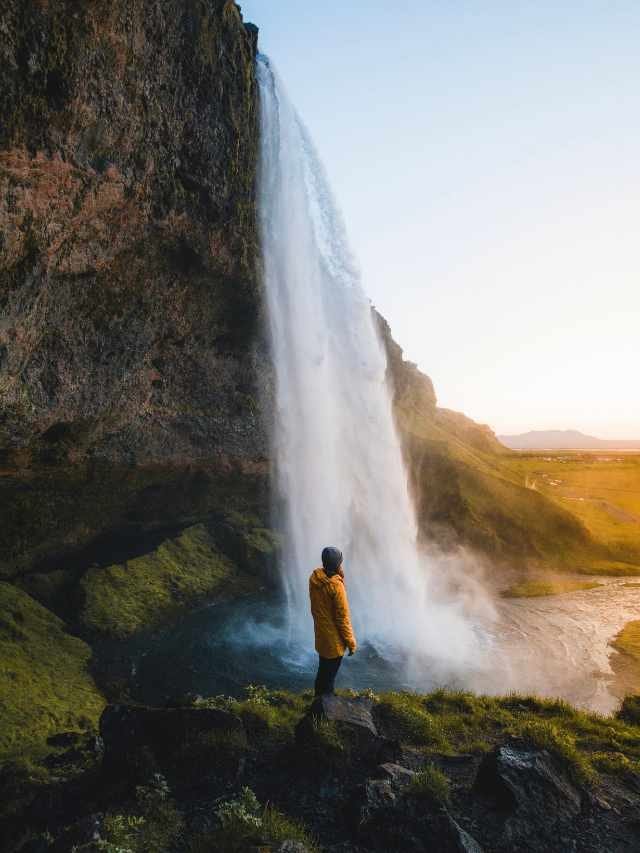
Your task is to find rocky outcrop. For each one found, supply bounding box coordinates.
[474,744,583,845]
[8,693,638,853]
[1,0,264,464]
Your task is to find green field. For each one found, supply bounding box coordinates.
[503,451,640,572]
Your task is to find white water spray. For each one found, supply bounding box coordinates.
[257,56,482,682]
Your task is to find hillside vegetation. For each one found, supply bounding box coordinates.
[380,315,640,575]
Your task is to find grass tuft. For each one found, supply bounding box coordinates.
[406,763,451,805]
[509,719,594,784]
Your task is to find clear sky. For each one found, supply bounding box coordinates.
[241,1,640,438]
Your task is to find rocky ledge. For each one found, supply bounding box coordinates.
[3,689,640,852]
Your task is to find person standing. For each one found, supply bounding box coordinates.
[308,546,357,696]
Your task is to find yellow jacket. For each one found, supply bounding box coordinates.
[309,567,357,658]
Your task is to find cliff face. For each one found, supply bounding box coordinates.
[0,0,271,577]
[1,0,264,463]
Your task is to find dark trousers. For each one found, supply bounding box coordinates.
[314,655,343,696]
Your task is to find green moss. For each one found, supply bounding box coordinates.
[196,685,310,744]
[79,524,254,639]
[261,804,319,851]
[0,582,105,761]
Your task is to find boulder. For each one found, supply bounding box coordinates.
[474,745,582,818]
[295,694,386,762]
[348,774,483,852]
[100,703,243,780]
[474,744,583,845]
[310,694,379,735]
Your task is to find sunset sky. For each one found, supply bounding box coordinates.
[242,1,640,438]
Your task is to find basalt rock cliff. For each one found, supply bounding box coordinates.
[0,0,277,780]
[1,0,272,583]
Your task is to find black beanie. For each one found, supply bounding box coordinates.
[321,546,343,575]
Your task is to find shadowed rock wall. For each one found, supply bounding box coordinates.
[0,0,270,576]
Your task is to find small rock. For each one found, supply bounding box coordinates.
[378,762,416,787]
[276,842,314,853]
[295,694,388,762]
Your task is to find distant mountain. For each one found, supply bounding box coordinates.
[499,429,640,450]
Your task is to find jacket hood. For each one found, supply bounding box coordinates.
[310,567,342,591]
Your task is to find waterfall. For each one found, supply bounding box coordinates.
[257,55,482,681]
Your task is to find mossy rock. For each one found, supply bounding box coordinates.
[0,582,105,761]
[78,523,258,639]
[617,695,640,726]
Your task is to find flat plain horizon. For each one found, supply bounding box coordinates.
[242,1,640,439]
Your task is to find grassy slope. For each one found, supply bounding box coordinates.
[504,452,640,570]
[0,582,105,761]
[0,511,278,768]
[389,349,640,573]
[198,685,640,787]
[78,523,263,639]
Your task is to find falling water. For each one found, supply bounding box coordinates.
[257,56,482,681]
